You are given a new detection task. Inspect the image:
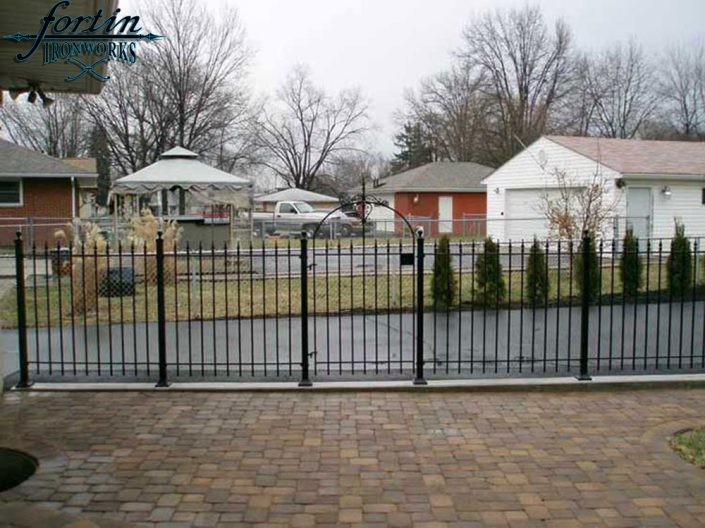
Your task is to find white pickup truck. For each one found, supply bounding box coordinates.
[251,201,366,238]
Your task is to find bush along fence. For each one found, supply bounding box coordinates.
[6,228,705,387]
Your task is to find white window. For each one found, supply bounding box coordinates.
[0,179,22,206]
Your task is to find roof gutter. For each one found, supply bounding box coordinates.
[395,187,487,193]
[0,173,98,178]
[356,187,487,193]
[622,172,705,182]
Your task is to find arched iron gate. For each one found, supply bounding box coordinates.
[298,196,427,385]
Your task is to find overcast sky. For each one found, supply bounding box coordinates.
[128,0,705,156]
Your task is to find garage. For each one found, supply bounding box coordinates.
[504,188,556,241]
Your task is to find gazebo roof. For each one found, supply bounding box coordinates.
[111,147,252,207]
[114,147,251,190]
[160,146,199,159]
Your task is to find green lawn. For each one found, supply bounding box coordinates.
[671,428,705,467]
[1,262,702,329]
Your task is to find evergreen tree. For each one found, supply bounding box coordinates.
[432,235,456,309]
[667,222,693,296]
[574,233,600,304]
[391,122,434,173]
[526,239,550,304]
[89,126,111,207]
[619,228,643,298]
[475,238,506,304]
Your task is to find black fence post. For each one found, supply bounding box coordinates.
[14,232,30,388]
[578,231,592,381]
[299,232,312,387]
[414,229,427,385]
[155,231,169,387]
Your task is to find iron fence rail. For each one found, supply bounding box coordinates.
[6,231,705,386]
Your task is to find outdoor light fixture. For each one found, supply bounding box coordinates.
[662,186,672,198]
[413,193,419,204]
[494,187,500,194]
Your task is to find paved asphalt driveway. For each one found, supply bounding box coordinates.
[4,300,703,383]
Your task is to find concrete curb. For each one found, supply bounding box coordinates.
[12,373,705,393]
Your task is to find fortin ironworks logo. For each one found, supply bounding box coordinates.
[3,0,163,82]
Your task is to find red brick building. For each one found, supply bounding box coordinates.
[0,139,97,245]
[364,162,493,237]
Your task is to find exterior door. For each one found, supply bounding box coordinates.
[438,196,453,234]
[626,187,651,239]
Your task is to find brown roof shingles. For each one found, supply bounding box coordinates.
[364,161,494,193]
[546,135,705,176]
[0,138,96,177]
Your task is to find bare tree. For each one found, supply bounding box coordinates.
[314,152,390,198]
[459,6,572,163]
[81,59,170,174]
[583,41,658,139]
[252,66,370,190]
[537,167,620,240]
[401,65,494,164]
[658,43,705,139]
[0,95,88,157]
[553,53,598,136]
[82,0,255,174]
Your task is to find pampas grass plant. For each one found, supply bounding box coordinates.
[71,223,108,314]
[126,209,181,283]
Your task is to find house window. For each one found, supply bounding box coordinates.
[0,180,22,206]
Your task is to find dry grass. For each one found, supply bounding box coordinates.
[0,272,416,328]
[126,209,181,283]
[71,223,108,315]
[1,262,702,329]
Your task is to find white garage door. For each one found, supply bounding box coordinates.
[504,189,556,241]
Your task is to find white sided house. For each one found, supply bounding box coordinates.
[483,136,705,242]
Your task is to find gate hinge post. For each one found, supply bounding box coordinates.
[413,229,427,386]
[299,231,313,387]
[14,231,31,389]
[577,230,592,382]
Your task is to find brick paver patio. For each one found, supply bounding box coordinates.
[1,387,705,527]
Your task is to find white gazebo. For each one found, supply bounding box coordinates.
[111,147,253,242]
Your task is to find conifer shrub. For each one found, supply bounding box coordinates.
[667,222,692,296]
[619,228,643,298]
[573,233,600,303]
[431,235,456,309]
[475,237,506,304]
[526,238,550,305]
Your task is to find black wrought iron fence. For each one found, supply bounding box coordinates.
[4,230,704,387]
